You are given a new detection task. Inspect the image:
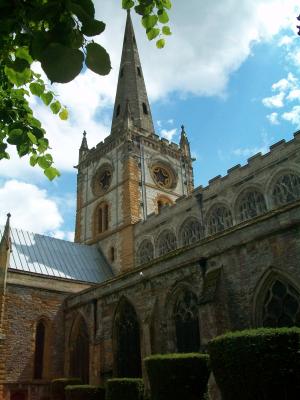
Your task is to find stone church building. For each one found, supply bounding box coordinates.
[1,10,300,400]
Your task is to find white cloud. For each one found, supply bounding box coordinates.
[52,230,75,241]
[0,180,63,234]
[278,35,294,46]
[160,128,177,141]
[232,131,272,157]
[282,106,300,126]
[267,112,279,125]
[286,89,300,101]
[262,92,285,108]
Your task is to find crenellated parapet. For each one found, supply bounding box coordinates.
[134,131,300,267]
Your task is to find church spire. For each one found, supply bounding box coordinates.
[111,10,154,135]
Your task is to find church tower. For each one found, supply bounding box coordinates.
[75,11,194,274]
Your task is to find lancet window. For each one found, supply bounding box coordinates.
[114,300,141,377]
[238,190,267,222]
[34,320,46,379]
[157,230,177,256]
[262,280,300,328]
[70,317,89,384]
[174,290,200,352]
[180,218,203,246]
[97,202,109,234]
[206,205,233,235]
[137,239,154,265]
[272,173,300,206]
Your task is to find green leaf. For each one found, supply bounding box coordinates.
[162,25,172,35]
[4,66,32,87]
[71,0,95,17]
[27,131,38,144]
[59,108,69,120]
[38,155,52,169]
[50,101,61,114]
[41,92,53,106]
[122,0,134,9]
[7,129,23,145]
[147,27,160,40]
[85,43,111,76]
[28,116,42,128]
[162,0,172,9]
[29,82,45,96]
[37,138,49,153]
[8,58,29,72]
[30,154,38,167]
[44,166,60,180]
[157,9,169,23]
[17,142,30,157]
[41,43,84,83]
[156,38,165,49]
[16,47,33,64]
[142,14,158,29]
[82,19,105,36]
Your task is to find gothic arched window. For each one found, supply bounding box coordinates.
[174,290,200,352]
[70,317,90,384]
[137,239,154,265]
[272,173,300,206]
[262,280,300,328]
[114,300,141,378]
[206,205,233,235]
[157,230,177,256]
[34,320,46,379]
[238,190,267,222]
[180,218,203,246]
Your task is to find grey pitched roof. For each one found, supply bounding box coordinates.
[0,226,114,284]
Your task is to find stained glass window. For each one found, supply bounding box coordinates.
[180,218,203,246]
[272,173,300,206]
[206,205,233,235]
[115,301,141,377]
[157,230,177,256]
[238,190,266,222]
[34,320,45,379]
[174,291,200,352]
[262,280,300,328]
[137,239,154,265]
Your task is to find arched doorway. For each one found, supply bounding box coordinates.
[114,299,142,377]
[69,316,90,383]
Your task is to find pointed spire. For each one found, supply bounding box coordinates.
[111,11,154,135]
[180,125,191,158]
[80,130,88,151]
[0,213,11,253]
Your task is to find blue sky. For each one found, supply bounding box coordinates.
[1,0,300,239]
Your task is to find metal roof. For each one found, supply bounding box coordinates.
[0,226,114,284]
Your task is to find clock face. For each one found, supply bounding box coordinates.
[150,163,177,189]
[92,164,113,196]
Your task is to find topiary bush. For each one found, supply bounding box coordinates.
[145,353,210,400]
[208,327,300,400]
[65,385,105,400]
[51,378,81,400]
[106,378,144,400]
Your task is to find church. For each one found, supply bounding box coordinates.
[1,10,300,400]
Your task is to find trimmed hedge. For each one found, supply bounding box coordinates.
[145,353,210,400]
[106,378,144,400]
[65,385,105,400]
[51,378,82,400]
[208,327,300,400]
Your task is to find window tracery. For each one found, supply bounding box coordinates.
[238,190,267,222]
[96,202,109,234]
[180,218,203,246]
[206,205,233,235]
[272,173,300,206]
[174,290,200,352]
[262,280,300,328]
[137,239,154,265]
[157,230,177,256]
